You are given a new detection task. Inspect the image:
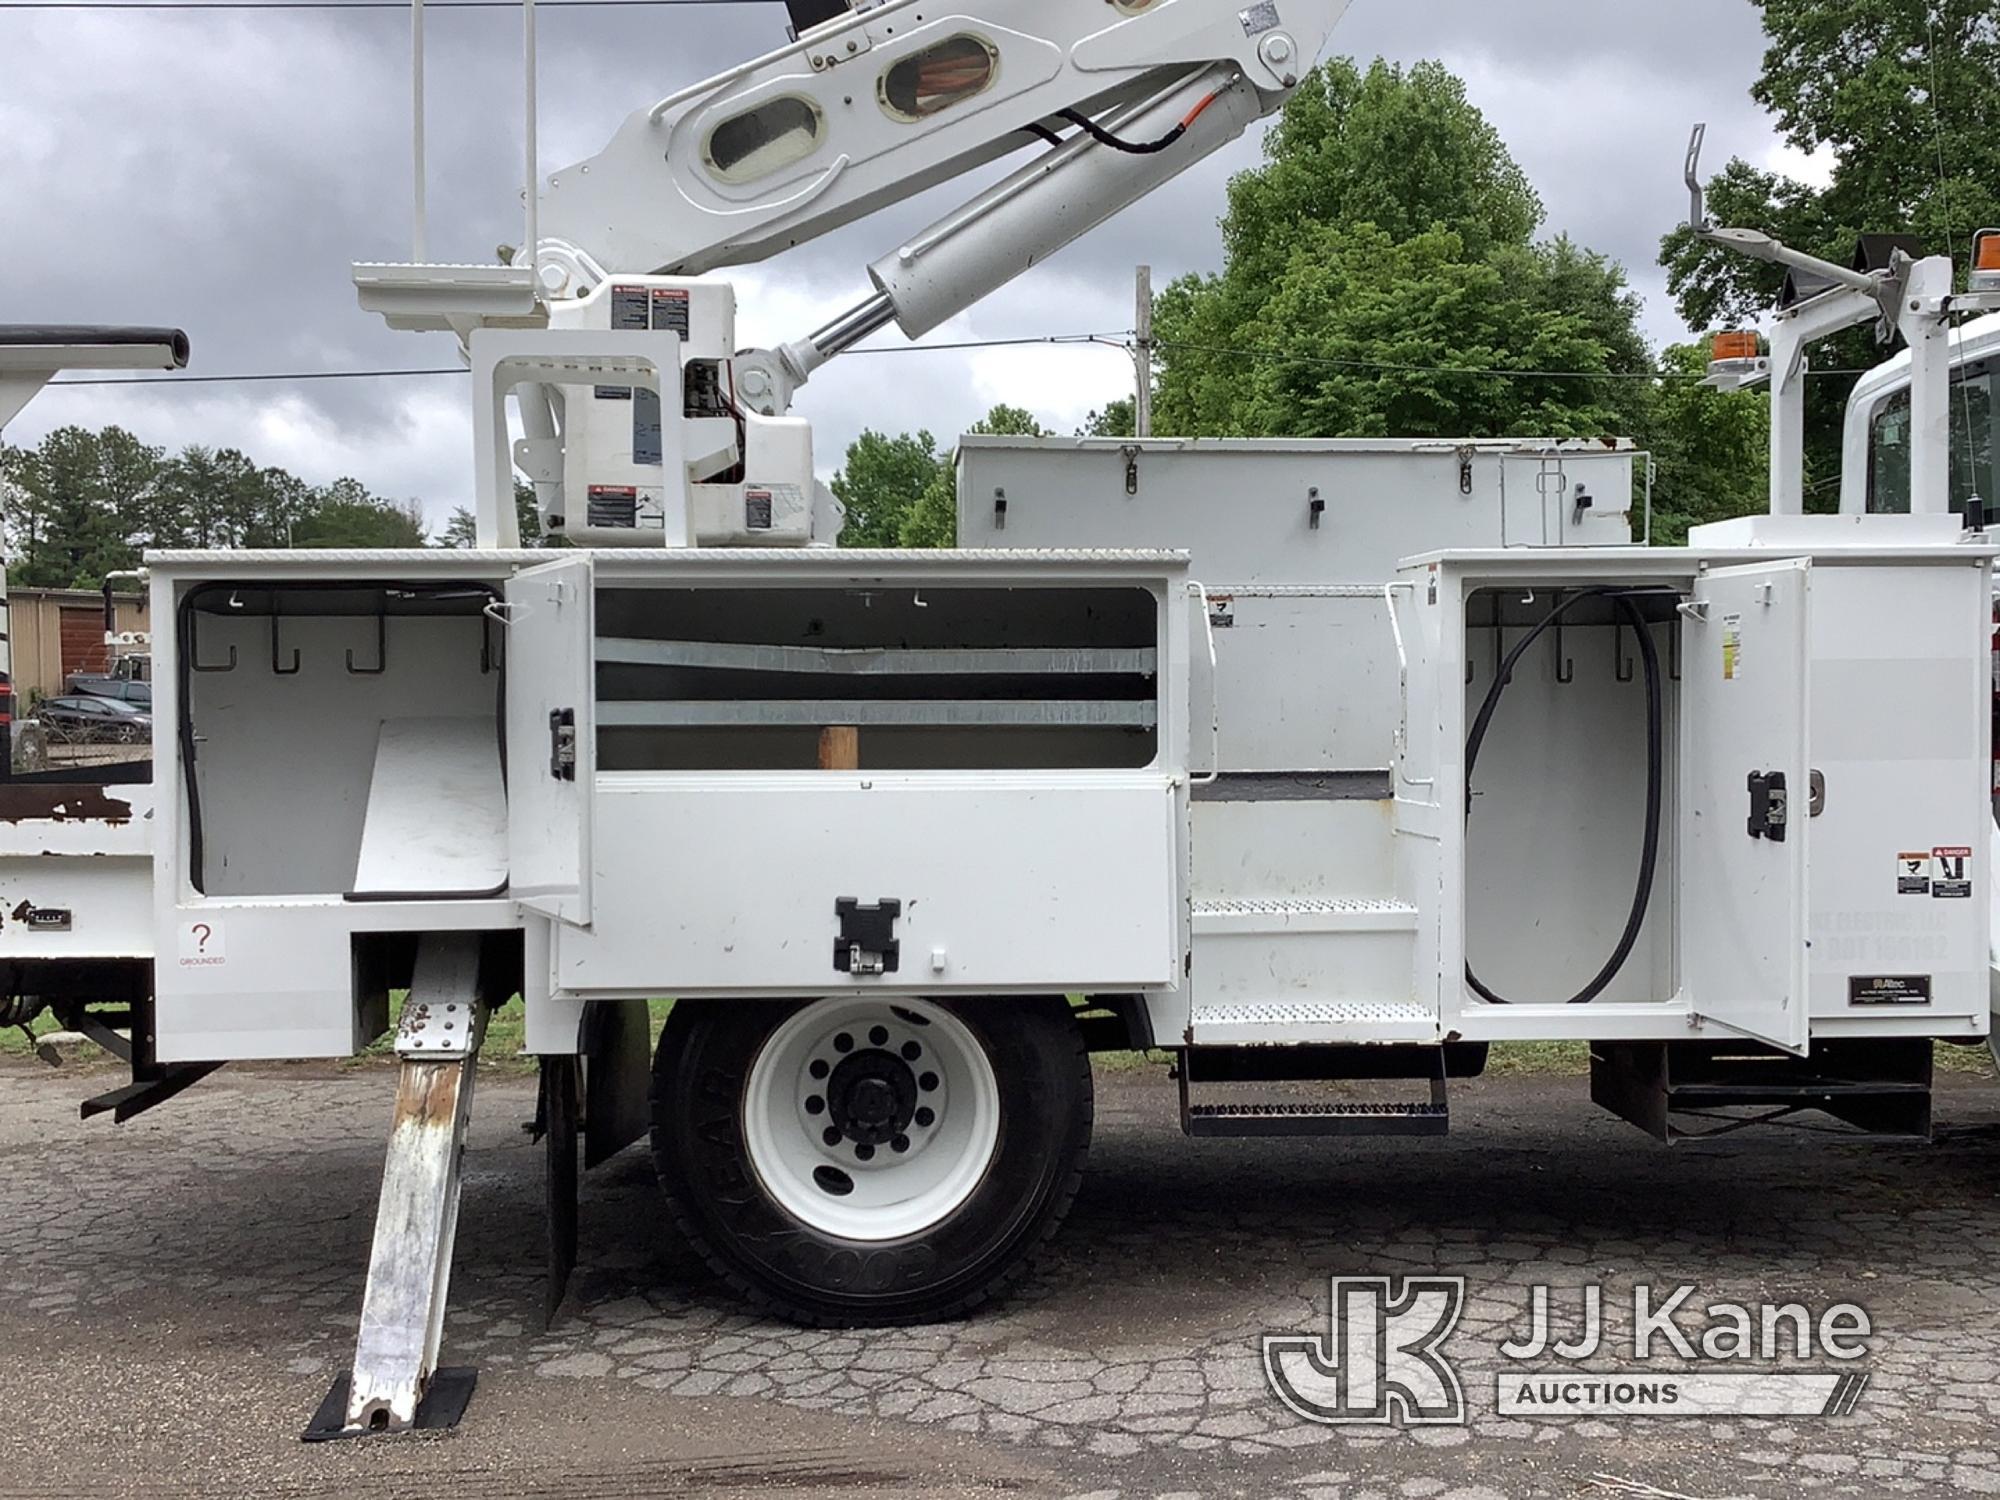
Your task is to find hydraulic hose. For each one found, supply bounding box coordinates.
[1054,90,1223,155]
[1463,588,1665,1006]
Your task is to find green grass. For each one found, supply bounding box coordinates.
[348,994,676,1073]
[1093,1048,1175,1072]
[1478,1039,1997,1079]
[1484,1040,1593,1077]
[0,1010,64,1058]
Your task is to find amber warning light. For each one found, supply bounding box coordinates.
[1973,229,2000,291]
[1710,330,1761,362]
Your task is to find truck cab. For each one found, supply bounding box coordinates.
[1843,309,2000,517]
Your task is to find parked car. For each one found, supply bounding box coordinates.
[63,653,150,699]
[35,695,152,744]
[70,678,151,709]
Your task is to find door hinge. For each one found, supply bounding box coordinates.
[1747,769,1787,841]
[549,708,577,781]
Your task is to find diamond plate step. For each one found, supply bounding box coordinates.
[1183,1099,1450,1138]
[1191,897,1416,935]
[1188,998,1438,1045]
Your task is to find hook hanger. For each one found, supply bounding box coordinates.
[189,609,237,673]
[346,605,387,675]
[270,604,300,675]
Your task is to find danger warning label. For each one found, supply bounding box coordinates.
[1933,845,1972,899]
[1897,851,1933,895]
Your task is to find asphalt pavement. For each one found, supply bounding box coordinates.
[3,1057,1999,1499]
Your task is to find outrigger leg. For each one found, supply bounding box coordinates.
[306,932,491,1440]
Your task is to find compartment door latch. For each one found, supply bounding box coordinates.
[548,708,577,782]
[1746,769,1788,841]
[834,897,901,976]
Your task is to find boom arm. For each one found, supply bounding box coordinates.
[541,0,1347,285]
[536,0,1349,404]
[354,0,1350,544]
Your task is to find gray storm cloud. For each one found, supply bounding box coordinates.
[2,0,1794,527]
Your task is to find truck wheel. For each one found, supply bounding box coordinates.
[650,995,1090,1326]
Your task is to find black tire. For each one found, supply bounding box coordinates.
[650,995,1091,1326]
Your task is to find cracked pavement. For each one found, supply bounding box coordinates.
[3,1058,1999,1498]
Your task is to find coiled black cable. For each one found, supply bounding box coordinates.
[1463,588,1665,1005]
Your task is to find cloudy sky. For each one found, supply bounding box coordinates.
[1,0,1826,532]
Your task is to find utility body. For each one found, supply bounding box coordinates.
[6,0,2000,1442]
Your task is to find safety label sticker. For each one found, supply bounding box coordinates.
[1721,614,1742,680]
[650,286,690,336]
[1897,851,1933,895]
[1932,845,1972,899]
[611,284,650,331]
[178,919,226,968]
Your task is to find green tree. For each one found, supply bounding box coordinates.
[1221,58,1541,287]
[440,482,549,547]
[291,480,427,548]
[150,446,310,549]
[1661,0,2000,497]
[1078,398,1135,438]
[1153,59,1651,443]
[3,425,163,587]
[833,429,943,546]
[1647,341,1772,544]
[1157,226,1651,440]
[899,405,1048,547]
[2,426,439,575]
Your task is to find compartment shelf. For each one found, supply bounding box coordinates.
[598,698,1157,728]
[597,638,1157,676]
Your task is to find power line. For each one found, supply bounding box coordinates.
[1152,337,1688,382]
[845,333,1126,356]
[1150,338,1872,382]
[44,335,1125,387]
[42,334,1871,389]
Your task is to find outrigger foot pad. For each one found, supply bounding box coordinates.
[302,1368,478,1442]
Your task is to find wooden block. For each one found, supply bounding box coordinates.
[818,725,860,770]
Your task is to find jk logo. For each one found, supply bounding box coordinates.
[1263,1276,1467,1425]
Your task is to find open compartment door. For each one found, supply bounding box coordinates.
[1681,558,1810,1054]
[507,555,595,925]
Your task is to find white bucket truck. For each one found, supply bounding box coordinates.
[7,0,2000,1443]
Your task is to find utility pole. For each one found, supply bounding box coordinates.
[1133,264,1152,438]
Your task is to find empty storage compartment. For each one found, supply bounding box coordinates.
[593,584,1162,770]
[178,582,503,898]
[1400,552,1826,1052]
[1458,585,1683,1007]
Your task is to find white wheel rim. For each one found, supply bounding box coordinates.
[742,997,1000,1242]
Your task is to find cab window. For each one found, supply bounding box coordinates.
[1868,359,1998,515]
